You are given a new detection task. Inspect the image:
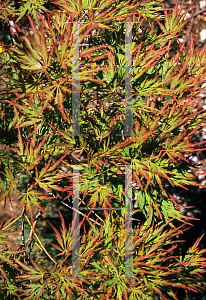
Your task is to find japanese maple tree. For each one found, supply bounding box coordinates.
[0,0,206,299]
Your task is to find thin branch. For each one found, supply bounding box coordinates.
[21,207,28,265]
[60,200,104,228]
[27,206,42,263]
[25,214,57,265]
[41,187,104,228]
[193,7,206,18]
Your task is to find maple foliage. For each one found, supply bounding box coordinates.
[0,0,206,299]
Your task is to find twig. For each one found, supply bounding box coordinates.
[27,207,42,263]
[21,207,28,265]
[193,7,206,18]
[60,200,104,228]
[41,187,104,228]
[25,214,57,265]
